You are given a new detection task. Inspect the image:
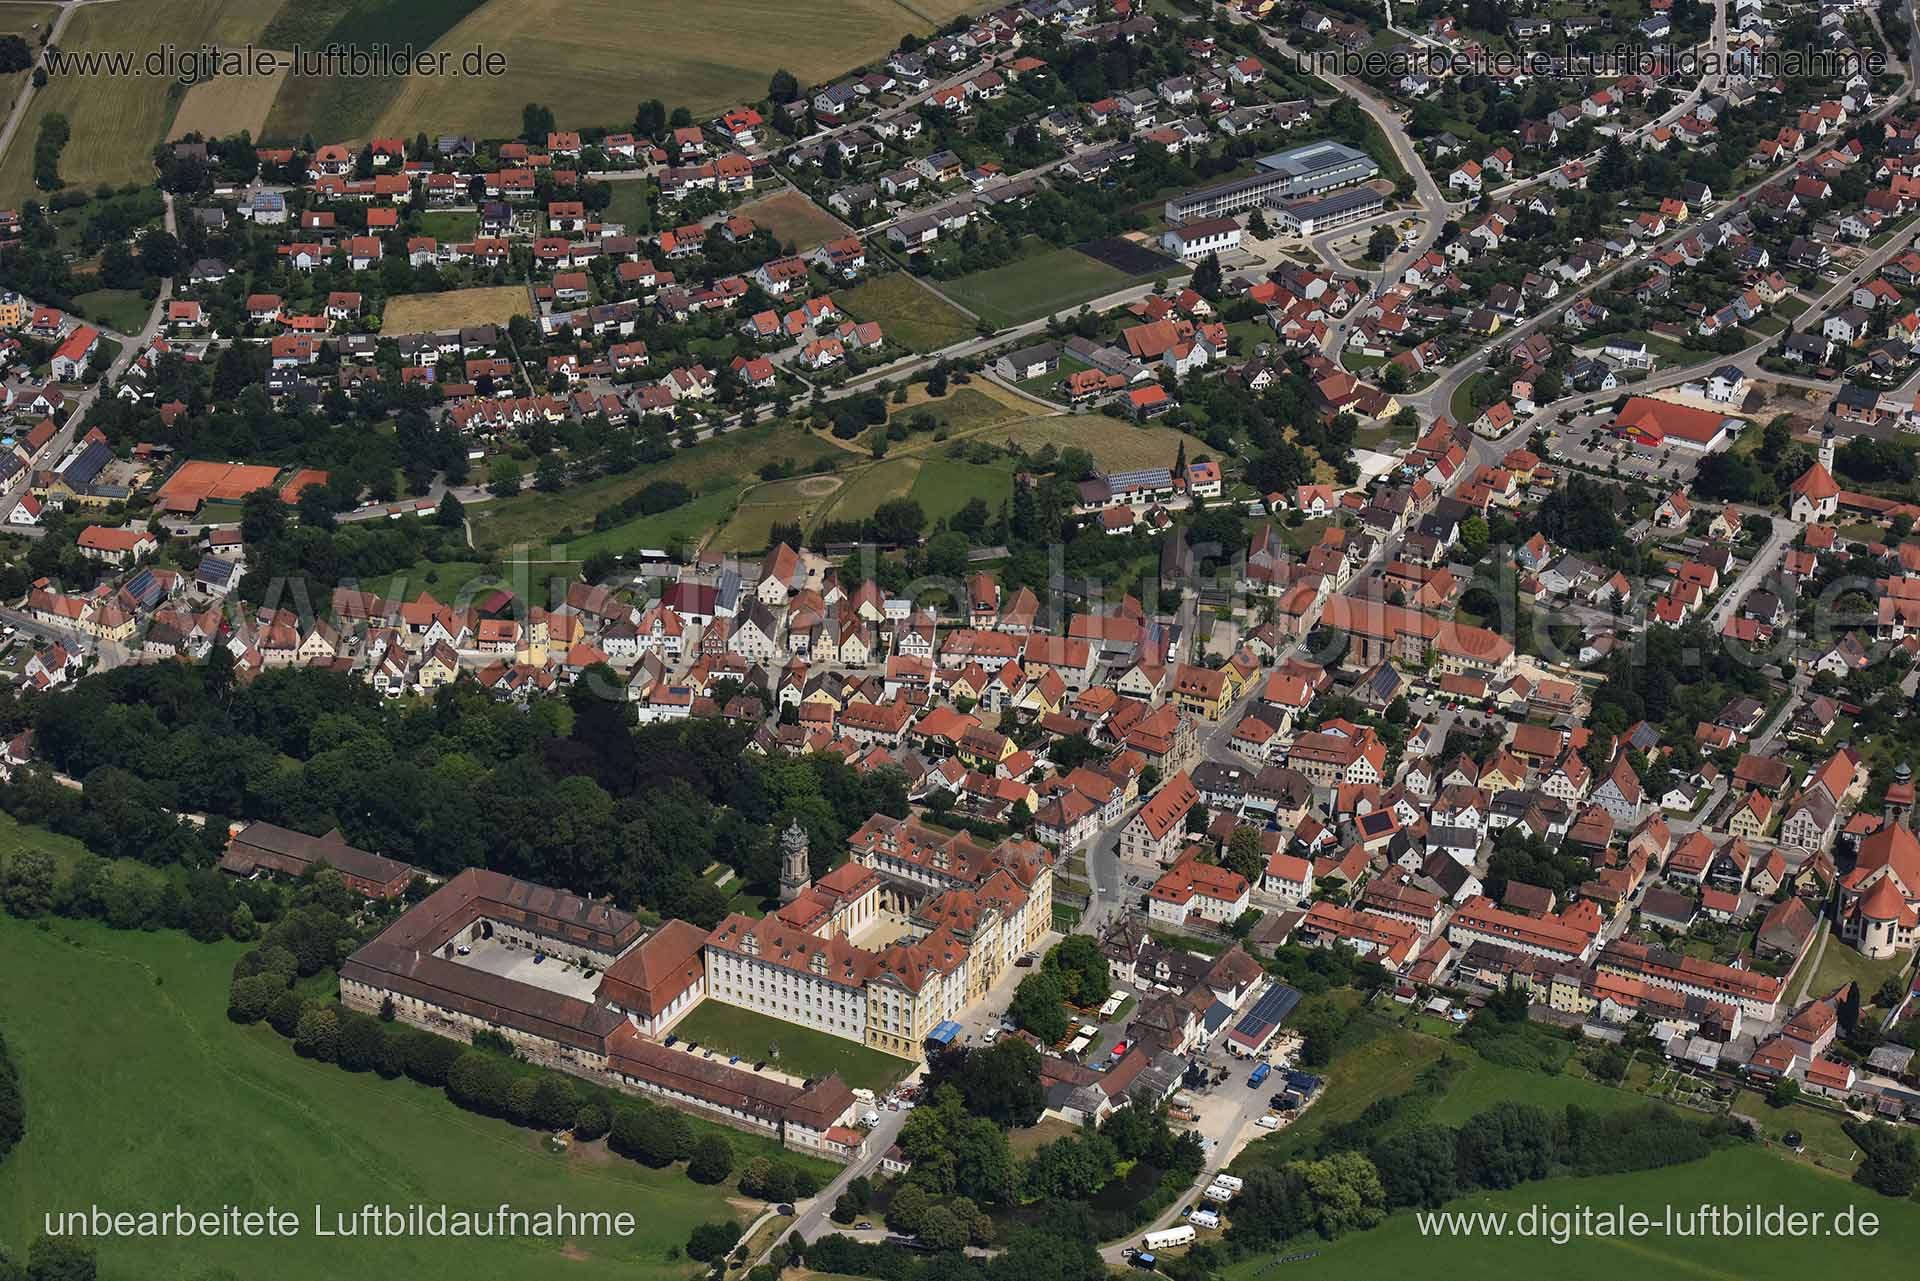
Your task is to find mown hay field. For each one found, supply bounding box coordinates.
[0,0,283,204]
[373,0,988,140]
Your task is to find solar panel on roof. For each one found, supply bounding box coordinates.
[1230,983,1301,1039]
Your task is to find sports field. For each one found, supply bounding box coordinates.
[0,0,284,204]
[667,1000,914,1092]
[154,459,285,513]
[820,457,920,524]
[382,285,530,333]
[711,473,845,555]
[736,190,848,252]
[1221,1148,1920,1280]
[373,0,992,141]
[940,243,1180,328]
[835,273,976,353]
[908,457,1012,524]
[0,914,751,1281]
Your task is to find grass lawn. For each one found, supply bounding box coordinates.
[603,180,654,235]
[711,472,850,555]
[470,419,842,554]
[1231,1013,1447,1169]
[0,807,93,877]
[358,559,494,605]
[821,457,921,524]
[1425,1052,1645,1126]
[70,287,152,334]
[370,0,986,138]
[1806,924,1913,1007]
[0,914,747,1281]
[941,245,1155,328]
[1007,1116,1082,1159]
[893,385,1025,434]
[549,489,741,564]
[382,285,530,333]
[1744,1093,1868,1175]
[1448,380,1485,426]
[1221,1148,1920,1280]
[415,210,480,241]
[0,0,283,203]
[667,1000,913,1092]
[1015,352,1092,402]
[737,190,848,252]
[993,414,1209,472]
[1603,329,1697,366]
[908,457,1014,524]
[836,273,976,353]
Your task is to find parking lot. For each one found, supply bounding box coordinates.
[1545,418,1706,486]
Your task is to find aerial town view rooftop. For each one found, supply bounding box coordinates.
[0,1,1917,1279]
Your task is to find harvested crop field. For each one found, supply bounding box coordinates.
[0,0,284,204]
[382,285,530,332]
[258,0,489,144]
[169,54,290,140]
[373,0,990,141]
[737,190,849,251]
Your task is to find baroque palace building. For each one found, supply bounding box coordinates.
[333,815,1053,1150]
[704,817,1055,1056]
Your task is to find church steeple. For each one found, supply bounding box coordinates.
[779,820,812,903]
[1887,761,1914,821]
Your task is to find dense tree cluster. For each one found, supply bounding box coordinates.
[21,664,908,922]
[1845,1120,1920,1198]
[0,841,280,942]
[0,1029,20,1167]
[1583,618,1770,747]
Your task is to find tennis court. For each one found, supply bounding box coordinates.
[154,460,290,514]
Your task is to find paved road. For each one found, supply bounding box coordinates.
[0,189,175,524]
[1706,516,1796,634]
[764,1104,910,1262]
[0,0,96,180]
[1244,24,1458,308]
[1537,211,1920,429]
[1399,49,1917,424]
[1095,1049,1272,1265]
